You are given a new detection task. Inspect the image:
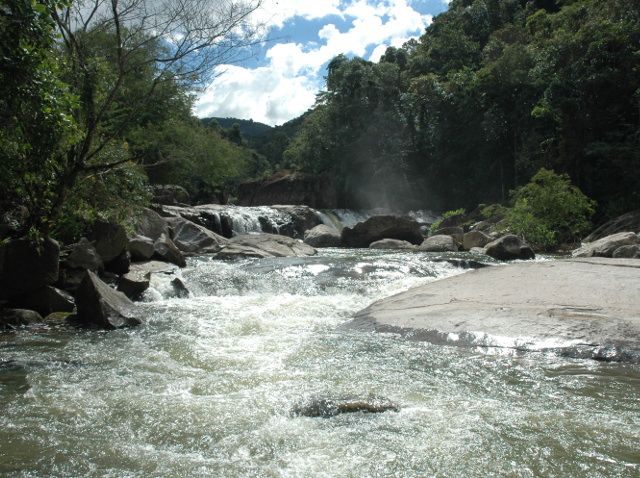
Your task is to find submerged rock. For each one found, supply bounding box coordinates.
[292,393,399,418]
[216,234,316,259]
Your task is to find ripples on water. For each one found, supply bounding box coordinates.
[1,249,639,477]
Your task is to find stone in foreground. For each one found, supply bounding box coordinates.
[216,234,316,259]
[75,271,146,329]
[346,258,640,363]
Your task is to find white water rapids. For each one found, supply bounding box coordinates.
[1,249,639,477]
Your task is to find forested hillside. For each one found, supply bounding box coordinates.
[284,0,639,217]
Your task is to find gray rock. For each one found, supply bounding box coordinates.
[75,271,146,329]
[433,226,464,243]
[166,217,227,253]
[369,239,415,250]
[153,184,191,206]
[304,225,342,248]
[104,251,131,275]
[127,208,171,242]
[0,237,60,300]
[116,271,151,300]
[128,235,155,261]
[341,215,424,248]
[417,235,459,252]
[346,258,640,362]
[572,232,638,258]
[583,209,640,242]
[216,234,316,260]
[64,238,103,272]
[0,309,43,329]
[153,233,187,267]
[91,221,128,263]
[463,230,493,251]
[10,286,74,317]
[484,235,535,261]
[612,244,640,259]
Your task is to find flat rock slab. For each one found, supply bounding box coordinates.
[346,258,640,362]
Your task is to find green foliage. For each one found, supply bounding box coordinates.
[503,168,596,250]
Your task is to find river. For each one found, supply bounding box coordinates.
[1,248,639,477]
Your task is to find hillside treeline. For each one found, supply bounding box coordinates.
[281,0,639,217]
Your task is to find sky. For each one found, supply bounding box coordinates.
[193,0,452,126]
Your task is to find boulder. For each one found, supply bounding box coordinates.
[104,251,131,275]
[341,215,424,248]
[271,206,322,239]
[153,233,187,267]
[369,239,415,250]
[91,221,128,263]
[304,225,342,248]
[463,230,493,251]
[346,258,640,363]
[74,271,146,329]
[432,226,464,244]
[216,234,317,260]
[417,235,459,252]
[292,393,399,418]
[0,309,43,329]
[170,278,190,298]
[583,209,640,242]
[0,237,60,300]
[152,184,191,206]
[612,244,640,259]
[484,235,535,261]
[10,286,74,317]
[166,217,227,254]
[63,238,104,272]
[572,232,638,258]
[127,208,171,241]
[127,235,155,261]
[116,271,151,300]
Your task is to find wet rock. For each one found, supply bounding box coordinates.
[304,225,342,248]
[74,271,146,329]
[369,239,415,250]
[63,238,104,273]
[166,217,227,254]
[128,235,155,261]
[0,309,43,329]
[216,234,316,259]
[341,215,424,248]
[91,221,128,263]
[0,237,60,300]
[153,233,187,267]
[572,232,638,258]
[484,235,535,261]
[116,271,151,300]
[170,278,190,298]
[292,393,399,418]
[418,235,459,252]
[10,286,74,317]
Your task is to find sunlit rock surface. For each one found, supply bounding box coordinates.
[347,258,640,362]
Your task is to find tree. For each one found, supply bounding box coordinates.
[2,0,264,237]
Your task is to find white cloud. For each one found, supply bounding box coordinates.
[194,0,434,126]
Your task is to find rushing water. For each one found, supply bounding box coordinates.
[1,249,639,477]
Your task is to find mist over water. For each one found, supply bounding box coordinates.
[1,249,639,477]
